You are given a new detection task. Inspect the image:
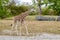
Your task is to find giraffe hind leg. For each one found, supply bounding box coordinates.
[10,23,15,35]
[15,21,19,35]
[19,22,22,36]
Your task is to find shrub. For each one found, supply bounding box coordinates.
[7,5,29,16]
[42,8,57,15]
[29,11,38,15]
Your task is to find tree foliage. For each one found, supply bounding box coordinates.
[0,0,60,19]
[0,0,10,19]
[7,5,29,16]
[0,0,29,19]
[32,0,42,15]
[32,0,49,15]
[48,0,60,15]
[32,0,60,15]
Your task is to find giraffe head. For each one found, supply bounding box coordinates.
[29,8,36,13]
[28,7,36,12]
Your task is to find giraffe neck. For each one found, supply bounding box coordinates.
[20,9,32,17]
[14,8,33,23]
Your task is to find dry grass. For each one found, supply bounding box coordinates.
[0,16,60,36]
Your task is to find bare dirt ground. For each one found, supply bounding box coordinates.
[0,33,60,40]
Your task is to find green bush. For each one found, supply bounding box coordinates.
[0,7,10,19]
[42,8,57,15]
[7,5,29,16]
[42,8,49,15]
[29,11,38,15]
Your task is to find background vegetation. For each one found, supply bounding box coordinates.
[0,0,60,19]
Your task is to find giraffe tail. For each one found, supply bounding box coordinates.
[10,24,13,26]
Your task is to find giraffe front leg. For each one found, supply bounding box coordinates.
[24,21,29,35]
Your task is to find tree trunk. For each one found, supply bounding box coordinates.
[38,0,42,15]
[39,5,42,15]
